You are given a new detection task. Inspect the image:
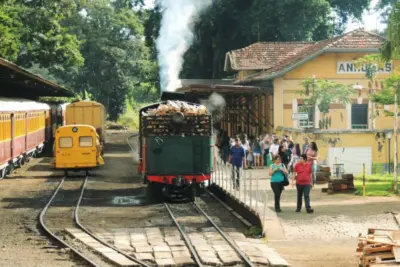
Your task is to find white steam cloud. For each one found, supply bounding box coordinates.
[201,92,226,113]
[156,0,212,92]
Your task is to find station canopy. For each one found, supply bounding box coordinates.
[173,79,273,137]
[0,58,75,100]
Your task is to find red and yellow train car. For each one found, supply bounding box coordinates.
[0,98,51,178]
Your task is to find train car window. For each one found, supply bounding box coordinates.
[59,137,73,148]
[79,136,93,147]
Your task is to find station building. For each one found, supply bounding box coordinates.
[221,29,400,174]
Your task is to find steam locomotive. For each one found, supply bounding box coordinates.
[138,101,214,201]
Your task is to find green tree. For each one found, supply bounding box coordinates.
[59,0,157,120]
[0,2,24,61]
[15,0,84,71]
[372,74,400,116]
[382,1,400,60]
[174,0,372,80]
[299,77,354,129]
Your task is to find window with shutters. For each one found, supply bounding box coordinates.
[298,104,314,128]
[351,104,368,129]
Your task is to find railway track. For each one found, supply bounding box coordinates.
[39,176,150,267]
[165,197,255,267]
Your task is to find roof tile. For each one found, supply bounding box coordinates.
[226,29,386,82]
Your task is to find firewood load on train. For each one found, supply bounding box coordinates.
[138,101,214,202]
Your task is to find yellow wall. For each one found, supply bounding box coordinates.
[277,127,391,167]
[272,52,400,130]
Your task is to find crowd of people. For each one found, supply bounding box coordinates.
[217,129,319,214]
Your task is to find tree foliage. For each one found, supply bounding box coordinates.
[172,0,372,79]
[0,0,159,120]
[299,77,354,129]
[0,0,372,120]
[382,1,400,60]
[372,74,400,116]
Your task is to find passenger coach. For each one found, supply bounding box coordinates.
[0,98,51,178]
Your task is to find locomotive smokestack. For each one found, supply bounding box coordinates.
[156,0,212,92]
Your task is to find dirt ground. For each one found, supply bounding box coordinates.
[0,162,72,267]
[2,130,398,267]
[0,130,251,267]
[268,184,400,267]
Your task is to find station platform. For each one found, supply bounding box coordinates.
[210,166,286,241]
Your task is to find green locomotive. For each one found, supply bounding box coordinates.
[138,101,214,201]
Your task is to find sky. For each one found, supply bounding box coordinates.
[144,0,387,33]
[345,0,386,33]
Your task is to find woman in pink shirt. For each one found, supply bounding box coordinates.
[306,142,318,186]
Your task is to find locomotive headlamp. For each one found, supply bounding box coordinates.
[72,127,78,133]
[171,112,185,124]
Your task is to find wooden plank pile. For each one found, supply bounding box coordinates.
[142,101,208,116]
[321,173,355,194]
[141,101,212,137]
[316,165,330,184]
[357,228,400,266]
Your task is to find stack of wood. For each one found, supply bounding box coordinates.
[357,228,400,267]
[321,173,355,194]
[316,165,331,184]
[142,101,208,116]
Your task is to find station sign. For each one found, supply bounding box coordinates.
[292,113,309,120]
[337,61,393,74]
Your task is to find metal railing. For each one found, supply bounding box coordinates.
[210,157,270,236]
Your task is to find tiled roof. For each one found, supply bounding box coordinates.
[224,29,386,82]
[226,42,315,71]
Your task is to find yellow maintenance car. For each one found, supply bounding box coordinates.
[54,125,104,176]
[65,100,106,153]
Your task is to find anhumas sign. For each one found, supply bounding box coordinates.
[337,61,393,74]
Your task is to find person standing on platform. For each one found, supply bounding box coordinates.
[260,135,271,167]
[269,155,288,212]
[306,141,318,186]
[293,154,314,213]
[269,138,280,160]
[229,137,246,189]
[302,137,310,154]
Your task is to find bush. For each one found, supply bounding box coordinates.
[117,100,152,131]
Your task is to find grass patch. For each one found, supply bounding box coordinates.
[117,100,151,131]
[354,179,395,196]
[354,173,393,182]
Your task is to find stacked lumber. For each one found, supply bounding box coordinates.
[316,165,331,184]
[322,173,355,194]
[142,101,208,116]
[141,101,212,137]
[357,228,400,267]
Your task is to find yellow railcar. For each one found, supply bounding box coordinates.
[65,101,106,146]
[54,125,104,176]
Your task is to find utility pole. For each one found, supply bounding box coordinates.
[394,83,398,194]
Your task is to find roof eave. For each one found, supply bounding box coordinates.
[0,58,75,97]
[234,47,382,85]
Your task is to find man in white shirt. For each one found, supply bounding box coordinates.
[269,138,280,159]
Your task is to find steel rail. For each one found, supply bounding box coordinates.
[75,176,151,267]
[192,201,255,267]
[39,177,101,267]
[164,203,204,267]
